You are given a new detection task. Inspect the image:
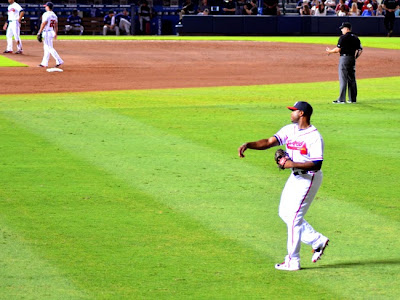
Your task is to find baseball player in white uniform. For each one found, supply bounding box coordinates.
[238,101,329,271]
[3,0,24,54]
[37,2,64,68]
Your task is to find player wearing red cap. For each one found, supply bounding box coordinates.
[238,101,329,271]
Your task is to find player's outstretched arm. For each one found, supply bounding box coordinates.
[238,136,279,158]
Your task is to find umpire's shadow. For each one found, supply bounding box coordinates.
[315,258,400,269]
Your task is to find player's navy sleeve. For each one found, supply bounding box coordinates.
[274,134,283,145]
[312,160,323,170]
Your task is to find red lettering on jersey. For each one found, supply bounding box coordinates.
[49,20,56,28]
[287,140,308,155]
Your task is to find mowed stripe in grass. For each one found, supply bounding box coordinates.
[0,55,27,67]
[0,77,399,298]
[0,115,335,299]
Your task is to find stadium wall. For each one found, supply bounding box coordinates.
[179,15,400,36]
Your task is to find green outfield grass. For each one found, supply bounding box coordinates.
[0,76,399,299]
[1,35,399,49]
[0,55,27,67]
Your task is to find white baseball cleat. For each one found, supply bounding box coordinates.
[275,260,300,271]
[312,237,329,263]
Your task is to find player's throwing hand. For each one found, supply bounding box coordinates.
[238,143,248,158]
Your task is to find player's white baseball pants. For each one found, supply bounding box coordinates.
[40,31,63,67]
[65,24,84,35]
[103,25,120,36]
[6,21,22,52]
[139,16,150,32]
[119,18,131,34]
[278,171,323,266]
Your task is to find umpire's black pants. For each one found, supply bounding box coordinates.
[384,12,395,32]
[338,56,357,103]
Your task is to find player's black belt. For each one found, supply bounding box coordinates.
[293,170,320,176]
[340,54,354,57]
[293,171,308,176]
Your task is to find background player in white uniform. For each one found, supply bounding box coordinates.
[238,101,329,271]
[37,2,64,68]
[3,0,24,54]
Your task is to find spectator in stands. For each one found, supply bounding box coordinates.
[375,4,385,15]
[223,0,237,14]
[337,4,348,14]
[313,1,328,15]
[309,0,318,10]
[361,0,370,13]
[370,0,378,10]
[335,0,349,13]
[244,0,258,14]
[115,10,131,35]
[198,8,210,14]
[103,10,119,36]
[348,2,360,15]
[235,0,247,14]
[300,1,312,14]
[197,0,210,13]
[324,0,336,10]
[296,0,308,15]
[139,0,152,34]
[65,9,84,35]
[179,0,195,22]
[382,0,399,36]
[361,3,375,15]
[356,0,364,10]
[263,0,280,15]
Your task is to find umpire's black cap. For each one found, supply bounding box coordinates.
[339,22,352,30]
[287,101,313,117]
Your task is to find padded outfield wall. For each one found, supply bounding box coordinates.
[179,15,400,36]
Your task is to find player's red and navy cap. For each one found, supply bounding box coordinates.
[44,2,54,9]
[287,101,313,117]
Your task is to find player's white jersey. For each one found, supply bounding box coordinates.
[41,11,58,32]
[7,2,23,21]
[274,123,324,163]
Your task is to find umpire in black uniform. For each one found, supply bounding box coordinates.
[326,22,363,104]
[382,0,400,37]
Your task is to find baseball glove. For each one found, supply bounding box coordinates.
[37,33,42,43]
[275,149,291,170]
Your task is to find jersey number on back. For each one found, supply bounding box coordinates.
[49,20,56,28]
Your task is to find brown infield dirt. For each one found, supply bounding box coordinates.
[2,40,399,95]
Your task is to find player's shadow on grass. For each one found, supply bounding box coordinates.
[317,258,400,269]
